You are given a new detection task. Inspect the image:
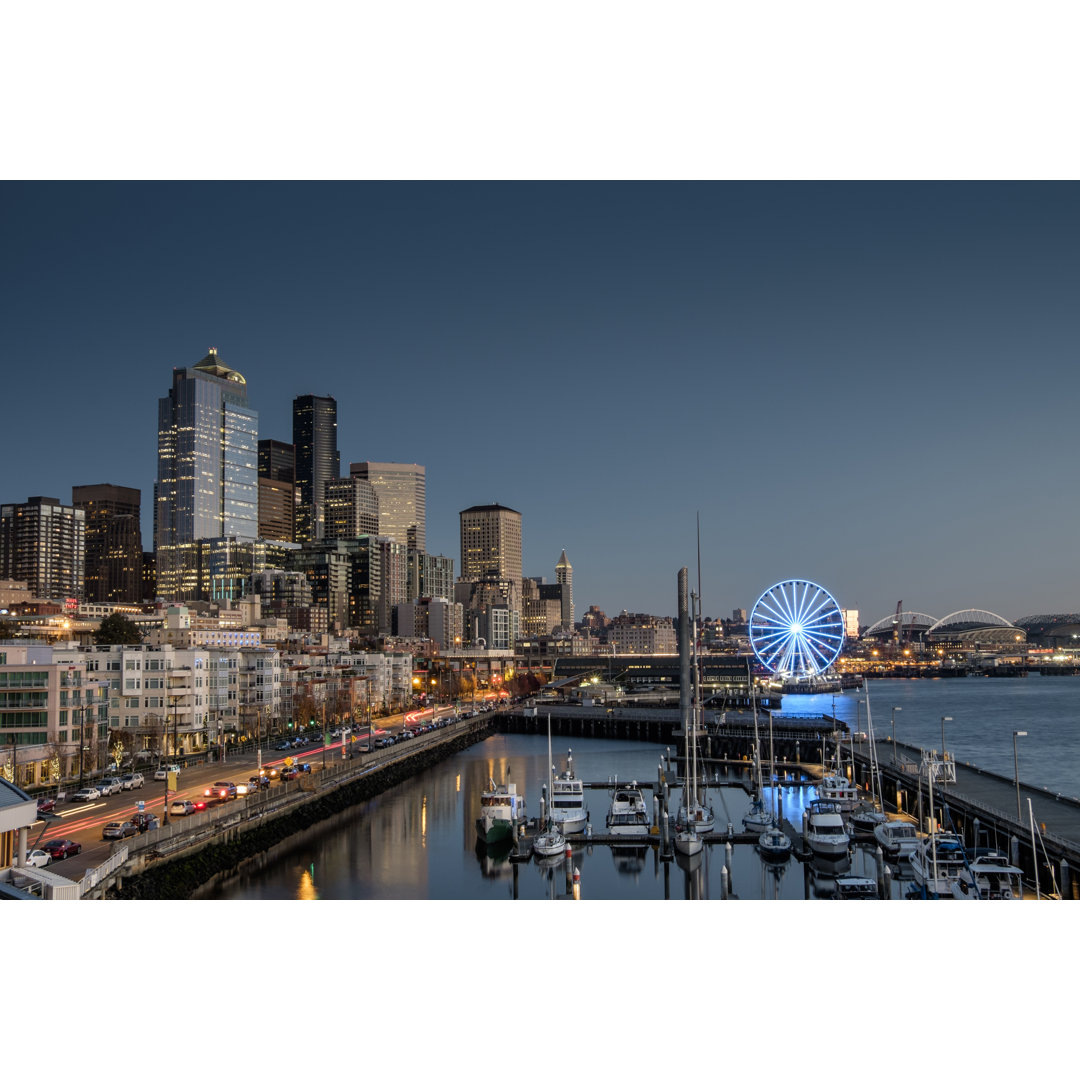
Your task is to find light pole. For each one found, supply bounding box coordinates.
[1012,730,1027,820]
[891,706,901,766]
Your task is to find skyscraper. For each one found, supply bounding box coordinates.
[556,549,573,630]
[458,503,523,644]
[324,476,379,541]
[0,496,85,600]
[459,503,522,582]
[293,395,339,542]
[257,439,296,544]
[72,484,143,603]
[349,462,426,552]
[155,348,259,601]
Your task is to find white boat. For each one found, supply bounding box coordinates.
[476,779,527,846]
[533,823,567,859]
[742,661,776,832]
[804,799,850,858]
[549,747,588,835]
[606,780,651,836]
[817,770,862,814]
[873,819,920,860]
[757,825,792,861]
[534,717,568,859]
[909,831,968,898]
[951,849,1024,900]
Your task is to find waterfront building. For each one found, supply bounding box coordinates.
[0,496,86,602]
[156,349,259,602]
[349,462,426,552]
[556,550,573,630]
[293,395,339,543]
[0,644,108,788]
[608,612,678,655]
[841,608,860,638]
[0,579,32,611]
[72,484,142,604]
[324,475,379,541]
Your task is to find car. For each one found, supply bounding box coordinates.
[102,820,139,840]
[96,777,123,796]
[130,811,159,833]
[120,772,145,790]
[71,787,101,802]
[154,764,180,781]
[296,761,311,773]
[42,838,82,860]
[203,780,237,801]
[279,766,299,781]
[36,796,56,814]
[169,799,201,816]
[275,742,292,751]
[24,849,53,868]
[260,764,279,779]
[248,774,271,790]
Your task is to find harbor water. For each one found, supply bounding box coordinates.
[204,674,1078,900]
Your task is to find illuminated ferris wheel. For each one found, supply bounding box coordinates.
[749,578,845,679]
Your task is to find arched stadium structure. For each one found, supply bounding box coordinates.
[1014,614,1080,648]
[863,611,937,644]
[925,609,1025,644]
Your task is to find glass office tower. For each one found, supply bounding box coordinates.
[155,348,258,601]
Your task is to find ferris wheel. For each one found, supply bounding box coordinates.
[749,578,845,679]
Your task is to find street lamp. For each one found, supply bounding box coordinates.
[891,706,902,766]
[1012,730,1027,820]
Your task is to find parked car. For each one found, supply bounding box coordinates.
[275,742,292,751]
[102,820,139,840]
[169,799,200,816]
[24,849,53,868]
[42,838,82,859]
[120,772,145,790]
[154,764,180,781]
[36,796,56,814]
[203,780,237,801]
[130,811,159,833]
[96,777,123,796]
[71,787,101,802]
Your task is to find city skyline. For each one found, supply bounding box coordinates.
[3,182,1078,626]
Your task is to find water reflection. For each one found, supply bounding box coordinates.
[296,867,319,901]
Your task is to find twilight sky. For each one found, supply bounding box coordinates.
[2,181,1077,626]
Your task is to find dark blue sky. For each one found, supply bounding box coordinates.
[2,181,1077,625]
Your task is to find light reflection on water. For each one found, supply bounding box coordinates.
[206,734,907,900]
[205,679,1076,900]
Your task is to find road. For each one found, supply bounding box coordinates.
[27,701,480,879]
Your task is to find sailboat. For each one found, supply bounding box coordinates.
[742,661,776,832]
[756,681,791,860]
[533,715,567,859]
[676,586,714,848]
[849,683,888,835]
[674,662,704,856]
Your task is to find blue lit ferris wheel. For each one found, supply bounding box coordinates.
[749,578,845,679]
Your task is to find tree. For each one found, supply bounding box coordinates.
[94,613,142,646]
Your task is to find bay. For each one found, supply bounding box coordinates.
[204,674,1079,900]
